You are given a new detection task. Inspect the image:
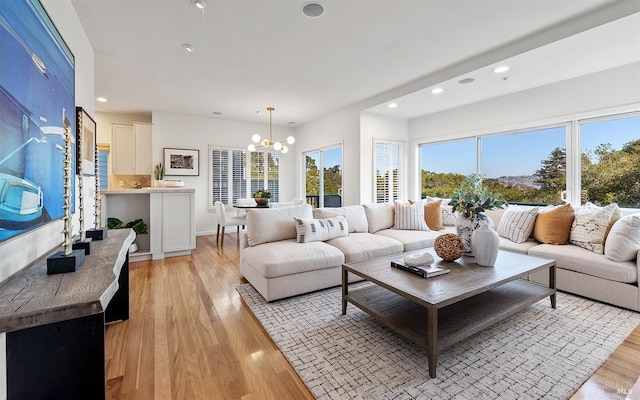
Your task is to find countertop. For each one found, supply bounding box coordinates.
[101,187,195,194]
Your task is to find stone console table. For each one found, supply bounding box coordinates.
[0,229,135,400]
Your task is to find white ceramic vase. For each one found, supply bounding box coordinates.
[455,213,493,256]
[471,223,500,266]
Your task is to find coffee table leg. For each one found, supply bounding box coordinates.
[342,267,348,315]
[549,264,557,309]
[427,306,438,378]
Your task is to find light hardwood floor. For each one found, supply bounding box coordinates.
[105,234,640,399]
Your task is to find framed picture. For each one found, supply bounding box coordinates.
[164,148,199,176]
[76,107,96,175]
[0,0,75,243]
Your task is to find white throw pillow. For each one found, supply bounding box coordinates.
[497,206,539,244]
[393,200,429,231]
[312,205,369,233]
[247,204,313,246]
[605,213,640,262]
[569,202,621,254]
[294,216,348,243]
[363,202,394,233]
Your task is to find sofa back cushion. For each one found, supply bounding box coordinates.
[394,200,429,231]
[497,206,539,244]
[533,203,574,245]
[570,202,621,254]
[247,204,312,246]
[423,199,444,230]
[313,205,369,233]
[605,213,640,262]
[294,216,348,243]
[363,202,394,233]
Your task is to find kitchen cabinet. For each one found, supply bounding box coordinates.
[111,122,152,175]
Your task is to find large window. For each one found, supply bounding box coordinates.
[481,126,567,204]
[580,114,640,208]
[209,147,279,208]
[419,139,475,198]
[375,140,406,203]
[304,146,342,208]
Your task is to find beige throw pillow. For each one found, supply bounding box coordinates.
[604,214,640,262]
[569,202,621,254]
[533,203,574,245]
[394,201,429,231]
[423,200,444,230]
[497,206,539,244]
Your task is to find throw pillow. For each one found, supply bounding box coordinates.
[604,214,640,262]
[363,202,394,233]
[394,200,429,231]
[569,202,621,254]
[497,206,539,244]
[312,205,369,233]
[425,196,455,226]
[423,199,444,230]
[533,203,574,245]
[294,216,348,243]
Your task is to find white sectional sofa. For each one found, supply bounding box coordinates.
[239,203,455,301]
[239,202,640,312]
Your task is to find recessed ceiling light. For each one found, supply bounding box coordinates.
[302,2,325,18]
[182,44,194,52]
[193,0,205,9]
[459,78,475,84]
[388,103,398,108]
[96,97,107,102]
[494,65,510,73]
[212,111,222,115]
[288,122,296,125]
[431,88,443,94]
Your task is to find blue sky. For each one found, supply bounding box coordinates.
[420,115,639,177]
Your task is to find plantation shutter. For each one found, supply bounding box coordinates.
[211,148,229,204]
[374,140,406,203]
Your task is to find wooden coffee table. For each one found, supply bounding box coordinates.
[341,248,556,378]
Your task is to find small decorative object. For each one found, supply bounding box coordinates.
[163,179,185,187]
[471,223,500,266]
[253,189,271,206]
[86,141,107,241]
[434,233,464,261]
[48,116,85,274]
[449,174,506,256]
[163,148,199,176]
[403,253,435,267]
[72,108,92,255]
[153,162,165,187]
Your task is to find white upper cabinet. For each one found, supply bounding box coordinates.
[112,122,152,175]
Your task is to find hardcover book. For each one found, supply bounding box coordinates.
[391,260,450,278]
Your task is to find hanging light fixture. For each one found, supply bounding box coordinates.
[248,107,295,153]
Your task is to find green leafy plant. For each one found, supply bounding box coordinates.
[253,189,271,199]
[154,163,165,180]
[107,217,148,235]
[449,174,507,219]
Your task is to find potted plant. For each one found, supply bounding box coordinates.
[153,163,165,187]
[253,189,271,206]
[448,174,507,256]
[107,217,149,253]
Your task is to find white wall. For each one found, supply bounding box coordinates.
[0,0,95,282]
[151,111,295,235]
[360,113,409,203]
[294,105,362,206]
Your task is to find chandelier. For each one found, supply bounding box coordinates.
[248,107,295,153]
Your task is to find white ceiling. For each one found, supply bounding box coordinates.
[69,0,640,127]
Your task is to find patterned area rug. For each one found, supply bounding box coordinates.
[236,282,640,400]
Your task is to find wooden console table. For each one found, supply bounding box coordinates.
[0,229,135,400]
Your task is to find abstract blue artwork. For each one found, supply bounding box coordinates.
[0,0,75,242]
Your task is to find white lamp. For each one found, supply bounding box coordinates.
[248,107,295,153]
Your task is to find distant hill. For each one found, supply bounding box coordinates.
[494,175,540,189]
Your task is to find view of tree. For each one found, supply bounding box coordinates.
[421,141,640,207]
[305,155,320,195]
[324,165,342,195]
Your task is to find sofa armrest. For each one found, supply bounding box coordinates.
[637,249,640,271]
[239,230,249,251]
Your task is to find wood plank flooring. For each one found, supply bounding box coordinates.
[105,233,640,399]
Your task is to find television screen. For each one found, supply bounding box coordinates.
[0,0,75,243]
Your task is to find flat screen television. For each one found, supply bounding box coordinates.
[0,0,75,243]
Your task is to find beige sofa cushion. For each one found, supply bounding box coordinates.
[376,228,454,251]
[313,205,369,233]
[246,204,312,246]
[498,237,540,254]
[533,204,574,245]
[528,243,638,283]
[363,202,394,233]
[325,233,404,263]
[242,239,345,278]
[605,214,640,262]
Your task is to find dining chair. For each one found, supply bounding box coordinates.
[214,201,246,246]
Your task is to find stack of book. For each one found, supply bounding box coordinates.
[391,260,450,278]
